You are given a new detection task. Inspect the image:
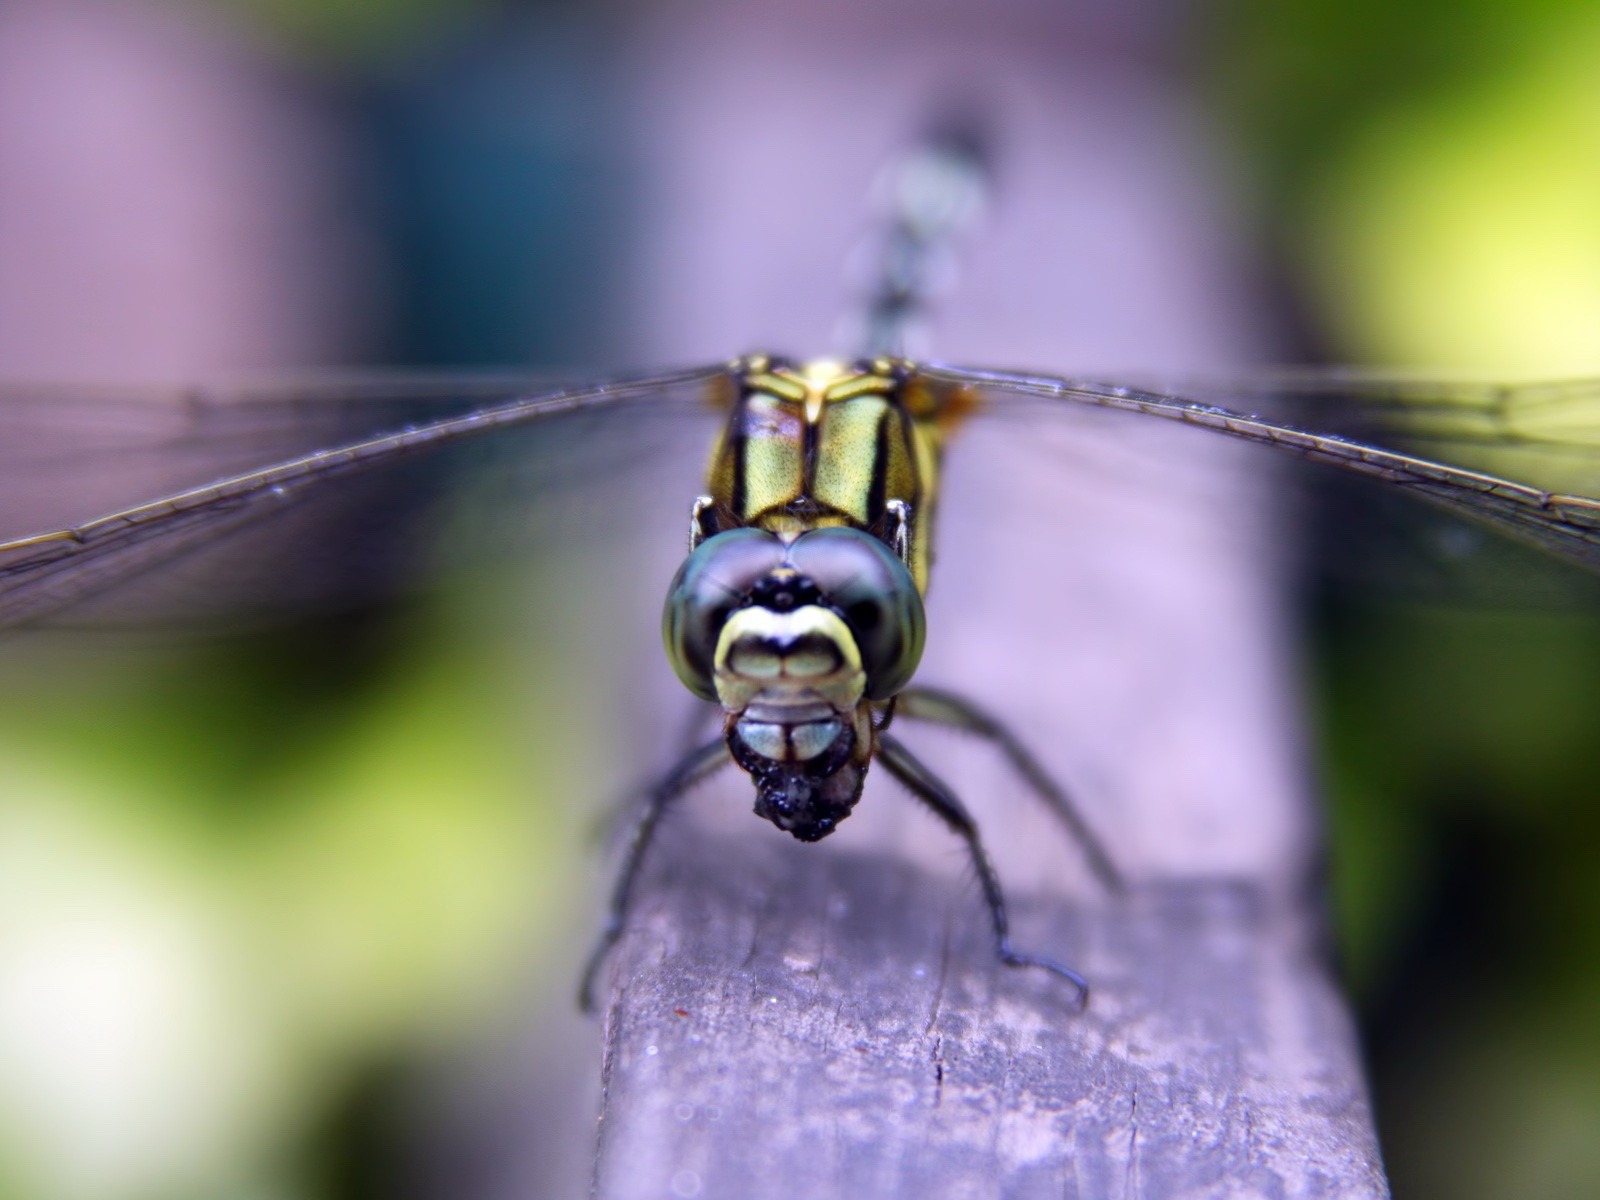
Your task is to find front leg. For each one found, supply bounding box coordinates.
[877,733,1090,1009]
[895,685,1123,893]
[579,738,731,1012]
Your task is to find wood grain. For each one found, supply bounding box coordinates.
[589,814,1385,1199]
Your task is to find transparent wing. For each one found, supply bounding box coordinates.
[927,365,1600,576]
[0,373,602,542]
[1156,371,1600,494]
[0,365,730,630]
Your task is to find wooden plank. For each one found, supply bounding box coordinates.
[592,830,1385,1199]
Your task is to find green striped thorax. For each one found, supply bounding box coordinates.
[661,357,948,842]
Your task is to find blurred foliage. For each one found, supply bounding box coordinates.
[1214,0,1595,194]
[219,0,495,63]
[0,591,589,1199]
[1304,27,1600,374]
[1320,608,1600,987]
[1215,0,1600,373]
[1217,2,1600,1196]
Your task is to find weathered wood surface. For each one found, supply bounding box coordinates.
[593,830,1382,1199]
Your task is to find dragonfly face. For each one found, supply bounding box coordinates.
[664,525,925,841]
[662,358,932,842]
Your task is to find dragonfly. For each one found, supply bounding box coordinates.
[4,134,1600,1012]
[6,357,1600,1011]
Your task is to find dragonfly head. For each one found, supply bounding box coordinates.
[662,526,925,840]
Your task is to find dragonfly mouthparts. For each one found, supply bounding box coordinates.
[750,761,867,843]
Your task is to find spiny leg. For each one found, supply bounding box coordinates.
[579,738,730,1013]
[587,699,721,849]
[895,685,1123,893]
[877,733,1090,1008]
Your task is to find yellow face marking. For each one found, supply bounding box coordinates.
[781,634,845,679]
[722,627,843,680]
[712,605,866,714]
[725,642,784,680]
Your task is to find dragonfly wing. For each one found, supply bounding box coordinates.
[0,374,597,543]
[0,366,729,630]
[1136,372,1600,498]
[928,365,1600,578]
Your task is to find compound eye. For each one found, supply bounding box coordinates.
[662,529,788,700]
[788,527,925,700]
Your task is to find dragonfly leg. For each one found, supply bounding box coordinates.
[586,700,721,848]
[579,738,730,1013]
[894,685,1123,894]
[877,733,1090,1009]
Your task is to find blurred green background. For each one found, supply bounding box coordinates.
[1213,3,1600,1196]
[1,0,1598,1196]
